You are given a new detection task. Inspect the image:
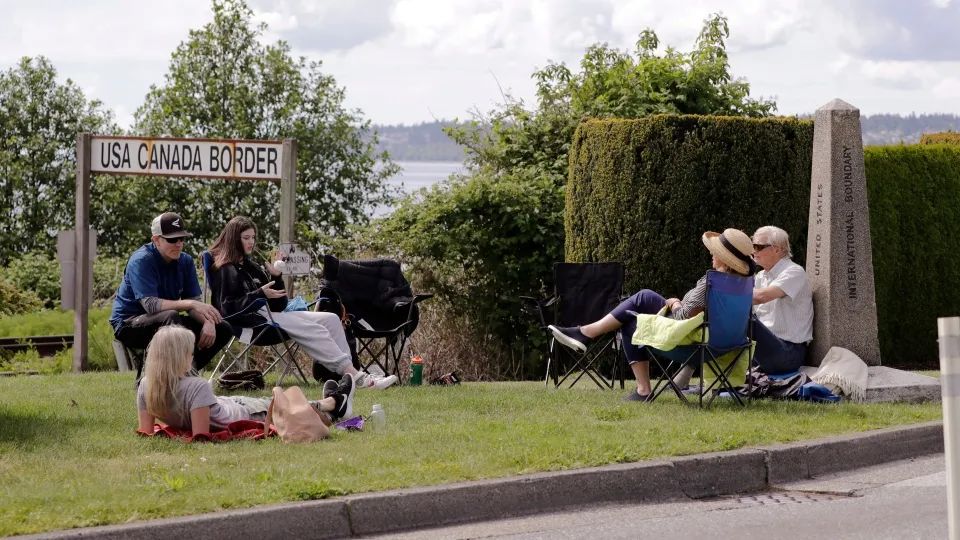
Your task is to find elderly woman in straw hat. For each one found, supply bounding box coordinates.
[549,228,756,401]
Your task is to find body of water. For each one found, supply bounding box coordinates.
[388,161,464,193]
[372,160,464,216]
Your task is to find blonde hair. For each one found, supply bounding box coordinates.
[142,325,195,419]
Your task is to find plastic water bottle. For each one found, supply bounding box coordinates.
[369,404,386,431]
[410,355,424,385]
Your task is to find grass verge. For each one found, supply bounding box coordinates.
[0,372,942,536]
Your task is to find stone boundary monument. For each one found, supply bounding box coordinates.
[805,98,882,366]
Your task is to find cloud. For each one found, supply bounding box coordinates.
[830,0,960,61]
[251,0,396,52]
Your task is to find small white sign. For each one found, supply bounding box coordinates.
[277,243,312,276]
[90,136,284,180]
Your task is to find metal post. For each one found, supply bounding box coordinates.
[939,316,960,540]
[73,133,92,372]
[279,138,297,297]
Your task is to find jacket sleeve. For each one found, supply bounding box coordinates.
[262,268,288,313]
[212,263,264,317]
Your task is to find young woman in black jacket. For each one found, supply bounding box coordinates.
[208,216,397,390]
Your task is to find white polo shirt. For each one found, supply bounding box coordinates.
[753,257,814,344]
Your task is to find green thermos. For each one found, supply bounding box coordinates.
[410,355,423,385]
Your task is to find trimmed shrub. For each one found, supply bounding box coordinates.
[919,132,960,145]
[865,144,960,368]
[566,115,813,297]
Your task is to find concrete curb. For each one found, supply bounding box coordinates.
[25,421,944,540]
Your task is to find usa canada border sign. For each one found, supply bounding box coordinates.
[91,135,284,181]
[73,134,298,371]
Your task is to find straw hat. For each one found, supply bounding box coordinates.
[701,228,756,276]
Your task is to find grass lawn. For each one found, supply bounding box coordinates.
[0,372,943,536]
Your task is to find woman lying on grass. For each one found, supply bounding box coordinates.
[136,325,355,437]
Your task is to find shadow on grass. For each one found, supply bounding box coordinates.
[0,407,86,447]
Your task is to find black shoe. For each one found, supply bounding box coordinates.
[331,373,355,420]
[622,390,652,402]
[547,325,592,353]
[322,379,339,399]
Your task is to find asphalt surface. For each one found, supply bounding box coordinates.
[20,421,945,539]
[374,453,947,539]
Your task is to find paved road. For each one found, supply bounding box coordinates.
[373,454,947,540]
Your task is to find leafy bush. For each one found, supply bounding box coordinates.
[3,252,61,307]
[2,252,127,308]
[374,14,777,379]
[0,278,42,316]
[919,132,960,145]
[566,115,813,297]
[367,169,564,378]
[865,144,960,368]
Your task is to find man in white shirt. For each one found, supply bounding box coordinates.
[751,226,814,374]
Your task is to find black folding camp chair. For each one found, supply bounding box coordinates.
[643,270,754,407]
[522,262,626,389]
[318,255,432,379]
[200,251,308,386]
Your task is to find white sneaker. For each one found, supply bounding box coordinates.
[355,371,399,389]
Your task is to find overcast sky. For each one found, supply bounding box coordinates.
[1,0,957,128]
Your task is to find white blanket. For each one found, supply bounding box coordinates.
[811,346,868,402]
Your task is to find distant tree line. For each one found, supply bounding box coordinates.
[373,121,467,161]
[374,114,960,162]
[860,113,960,146]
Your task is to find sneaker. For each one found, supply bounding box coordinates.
[355,371,399,389]
[547,325,592,353]
[622,390,653,402]
[322,379,339,399]
[331,373,356,419]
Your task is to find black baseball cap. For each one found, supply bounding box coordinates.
[150,212,193,239]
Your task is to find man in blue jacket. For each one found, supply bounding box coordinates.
[110,212,232,371]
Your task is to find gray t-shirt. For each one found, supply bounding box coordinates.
[137,376,251,430]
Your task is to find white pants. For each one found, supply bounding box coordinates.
[260,308,352,372]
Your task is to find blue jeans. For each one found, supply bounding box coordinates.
[750,319,807,374]
[609,289,667,363]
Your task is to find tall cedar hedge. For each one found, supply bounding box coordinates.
[566,115,813,306]
[865,144,960,368]
[567,116,960,369]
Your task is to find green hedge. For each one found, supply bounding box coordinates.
[865,145,960,368]
[566,115,813,298]
[919,132,960,145]
[567,116,960,369]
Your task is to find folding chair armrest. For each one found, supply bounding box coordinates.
[223,298,267,323]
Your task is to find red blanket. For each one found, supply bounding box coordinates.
[137,420,277,442]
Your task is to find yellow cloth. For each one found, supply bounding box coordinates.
[631,306,706,350]
[632,307,752,386]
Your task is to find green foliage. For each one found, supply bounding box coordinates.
[447,13,775,185]
[0,278,42,316]
[865,145,960,368]
[0,307,116,371]
[3,252,61,308]
[919,132,960,145]
[2,252,127,309]
[0,57,117,266]
[566,115,813,298]
[125,0,398,255]
[369,169,565,375]
[371,14,776,377]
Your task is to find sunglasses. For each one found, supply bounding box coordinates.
[162,237,186,244]
[752,243,771,252]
